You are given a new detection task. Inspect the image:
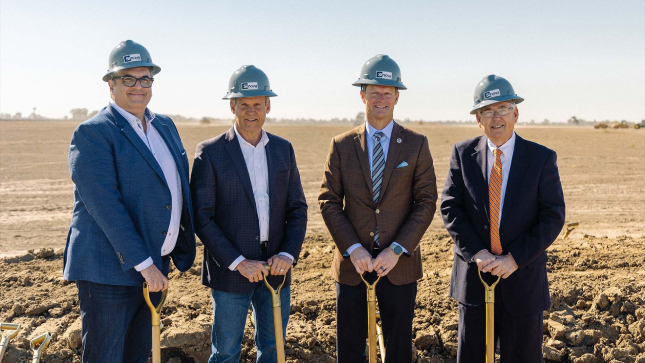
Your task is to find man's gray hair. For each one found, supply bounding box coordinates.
[232,97,269,106]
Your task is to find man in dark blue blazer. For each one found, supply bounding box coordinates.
[441,75,565,362]
[191,65,307,363]
[64,40,196,363]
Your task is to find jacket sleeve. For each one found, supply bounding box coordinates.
[393,136,438,253]
[441,144,488,262]
[279,143,308,264]
[318,138,362,254]
[506,151,565,269]
[68,123,149,271]
[190,142,242,268]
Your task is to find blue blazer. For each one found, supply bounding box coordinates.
[441,135,565,316]
[64,104,196,286]
[190,127,308,294]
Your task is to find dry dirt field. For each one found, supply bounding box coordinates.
[0,121,644,362]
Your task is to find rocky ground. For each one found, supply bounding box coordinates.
[2,232,645,363]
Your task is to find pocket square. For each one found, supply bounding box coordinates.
[397,161,409,168]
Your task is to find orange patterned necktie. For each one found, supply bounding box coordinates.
[489,149,503,255]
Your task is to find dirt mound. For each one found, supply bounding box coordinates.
[2,233,645,362]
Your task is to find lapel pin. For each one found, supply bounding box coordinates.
[397,138,402,143]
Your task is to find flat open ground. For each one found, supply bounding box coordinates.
[0,121,644,362]
[1,121,643,256]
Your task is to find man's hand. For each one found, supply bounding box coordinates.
[140,264,168,292]
[236,259,269,283]
[473,250,497,271]
[373,248,400,277]
[349,246,373,274]
[481,254,518,279]
[267,255,293,276]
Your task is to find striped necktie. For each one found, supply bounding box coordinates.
[372,131,385,246]
[489,148,503,255]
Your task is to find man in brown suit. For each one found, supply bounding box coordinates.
[319,54,437,362]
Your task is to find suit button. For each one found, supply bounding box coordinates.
[370,232,375,237]
[255,236,260,241]
[163,231,167,236]
[166,205,171,210]
[375,209,380,214]
[484,225,489,230]
[117,252,125,264]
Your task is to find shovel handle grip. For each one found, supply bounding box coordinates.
[143,283,169,326]
[30,332,51,363]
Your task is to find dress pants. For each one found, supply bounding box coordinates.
[456,284,544,363]
[77,281,162,363]
[335,249,417,363]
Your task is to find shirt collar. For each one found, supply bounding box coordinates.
[233,123,269,148]
[487,131,516,157]
[365,120,394,140]
[110,101,155,126]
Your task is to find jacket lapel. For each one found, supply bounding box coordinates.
[353,125,374,194]
[471,136,490,218]
[224,127,257,212]
[500,135,530,228]
[108,104,167,186]
[265,134,276,215]
[378,122,404,201]
[151,118,190,202]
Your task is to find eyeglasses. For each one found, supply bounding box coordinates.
[479,105,513,118]
[112,76,154,88]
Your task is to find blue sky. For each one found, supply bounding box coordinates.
[1,0,643,122]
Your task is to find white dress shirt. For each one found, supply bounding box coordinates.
[228,125,294,271]
[486,132,516,226]
[345,120,407,256]
[110,101,183,271]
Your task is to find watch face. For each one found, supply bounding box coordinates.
[392,245,402,255]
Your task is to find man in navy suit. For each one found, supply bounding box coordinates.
[191,65,307,363]
[64,40,196,363]
[441,75,565,362]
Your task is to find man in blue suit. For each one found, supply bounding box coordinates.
[191,65,307,363]
[64,40,196,363]
[441,75,565,362]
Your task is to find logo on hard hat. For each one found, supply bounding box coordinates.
[484,89,501,99]
[241,82,259,90]
[123,54,142,63]
[376,71,392,80]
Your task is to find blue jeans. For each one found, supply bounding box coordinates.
[77,281,161,363]
[209,285,290,363]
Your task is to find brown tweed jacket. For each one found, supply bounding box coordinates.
[319,122,438,286]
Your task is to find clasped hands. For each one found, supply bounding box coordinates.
[350,246,399,277]
[474,250,518,279]
[236,255,292,283]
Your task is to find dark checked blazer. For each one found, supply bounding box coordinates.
[319,122,438,286]
[191,126,308,294]
[64,104,196,286]
[441,134,565,316]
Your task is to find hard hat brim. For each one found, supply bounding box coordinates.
[352,79,407,90]
[470,96,524,114]
[222,90,278,100]
[103,63,161,82]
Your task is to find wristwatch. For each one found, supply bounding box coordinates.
[390,244,403,256]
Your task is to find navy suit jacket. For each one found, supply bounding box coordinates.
[441,134,565,316]
[64,104,196,286]
[191,127,308,294]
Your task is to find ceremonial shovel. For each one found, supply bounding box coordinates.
[0,323,20,362]
[261,264,289,363]
[143,283,168,363]
[29,332,51,363]
[360,269,382,363]
[478,270,501,363]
